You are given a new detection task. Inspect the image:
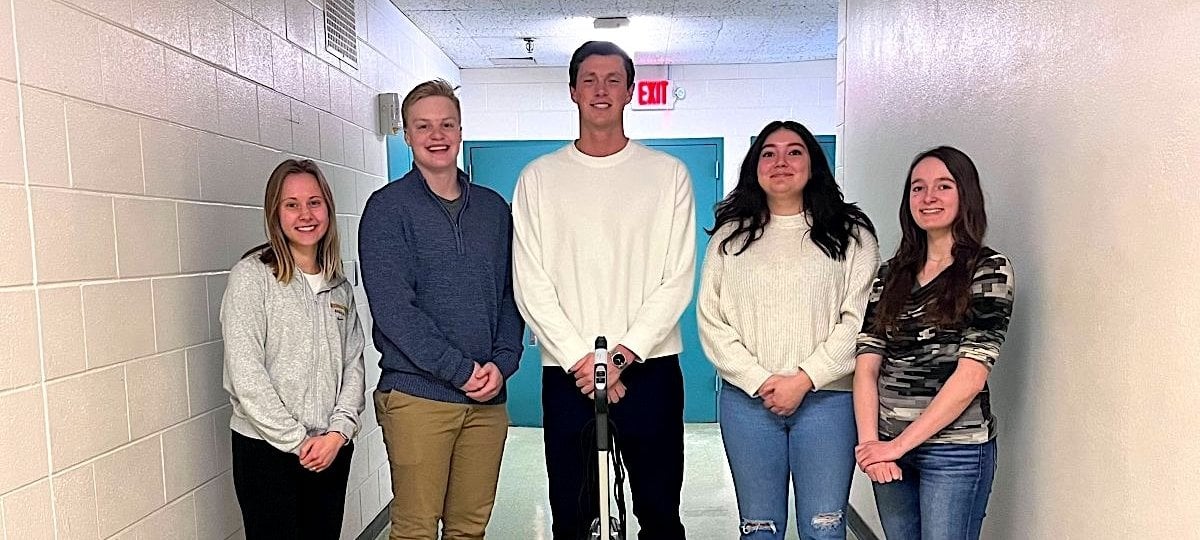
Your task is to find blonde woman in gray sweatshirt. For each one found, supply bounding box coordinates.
[221,159,366,539]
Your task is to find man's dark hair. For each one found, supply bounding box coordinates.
[568,41,635,88]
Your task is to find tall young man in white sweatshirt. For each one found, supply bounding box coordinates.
[511,41,696,539]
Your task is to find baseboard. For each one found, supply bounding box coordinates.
[356,506,390,540]
[847,505,881,540]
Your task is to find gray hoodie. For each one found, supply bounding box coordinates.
[221,253,366,454]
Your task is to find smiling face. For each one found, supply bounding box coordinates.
[277,172,329,252]
[908,156,961,234]
[403,95,462,176]
[569,54,633,131]
[756,127,811,212]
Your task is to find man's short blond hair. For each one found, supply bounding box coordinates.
[401,79,461,129]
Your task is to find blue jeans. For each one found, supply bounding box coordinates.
[873,439,997,540]
[719,381,857,539]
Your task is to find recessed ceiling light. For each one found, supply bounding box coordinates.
[594,16,630,30]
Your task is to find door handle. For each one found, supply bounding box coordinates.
[526,332,538,347]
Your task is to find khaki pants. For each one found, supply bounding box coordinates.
[375,390,508,540]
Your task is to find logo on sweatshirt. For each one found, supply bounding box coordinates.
[330,302,348,320]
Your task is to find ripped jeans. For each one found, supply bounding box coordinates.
[719,381,856,539]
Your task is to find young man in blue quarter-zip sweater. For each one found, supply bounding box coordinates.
[359,79,524,540]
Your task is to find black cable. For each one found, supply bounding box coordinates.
[609,420,627,540]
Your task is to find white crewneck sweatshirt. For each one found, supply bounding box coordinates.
[512,141,697,369]
[698,213,879,395]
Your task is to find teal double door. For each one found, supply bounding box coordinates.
[463,138,723,426]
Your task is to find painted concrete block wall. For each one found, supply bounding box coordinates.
[0,0,457,538]
[841,0,1200,537]
[459,60,837,194]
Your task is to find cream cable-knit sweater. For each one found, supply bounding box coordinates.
[698,213,879,396]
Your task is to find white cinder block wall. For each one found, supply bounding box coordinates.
[0,0,457,538]
[459,60,837,193]
[841,0,1200,538]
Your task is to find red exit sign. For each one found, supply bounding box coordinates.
[632,79,674,110]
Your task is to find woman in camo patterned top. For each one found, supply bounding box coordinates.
[853,146,1015,540]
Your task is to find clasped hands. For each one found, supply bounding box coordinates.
[569,344,636,403]
[459,361,504,402]
[855,440,906,484]
[755,371,814,417]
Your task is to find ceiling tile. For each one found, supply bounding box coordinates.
[404,10,469,37]
[615,0,675,16]
[389,0,470,10]
[501,0,564,12]
[557,0,623,17]
[399,0,838,67]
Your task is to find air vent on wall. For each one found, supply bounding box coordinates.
[324,0,358,66]
[489,57,537,66]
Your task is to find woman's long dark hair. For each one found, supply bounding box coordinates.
[872,146,988,331]
[708,120,874,259]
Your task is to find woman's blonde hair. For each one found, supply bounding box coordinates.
[401,79,461,129]
[245,159,343,284]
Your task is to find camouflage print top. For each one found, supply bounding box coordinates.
[857,248,1015,444]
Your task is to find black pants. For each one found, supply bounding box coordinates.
[231,431,354,540]
[543,356,686,540]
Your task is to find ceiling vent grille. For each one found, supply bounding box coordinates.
[489,57,537,66]
[324,0,358,66]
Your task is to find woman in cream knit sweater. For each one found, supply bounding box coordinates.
[699,120,879,539]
